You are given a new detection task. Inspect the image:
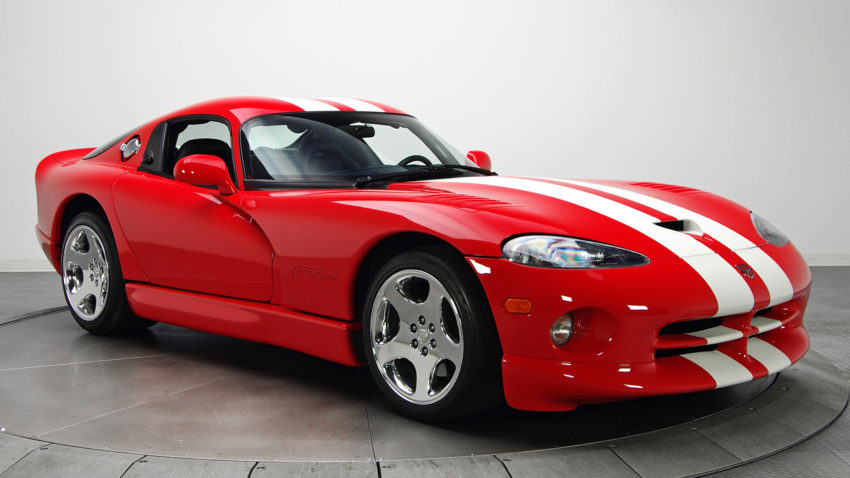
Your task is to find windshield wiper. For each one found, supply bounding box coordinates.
[354,164,496,188]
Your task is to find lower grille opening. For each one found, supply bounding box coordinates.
[659,317,722,336]
[754,307,772,317]
[655,343,718,359]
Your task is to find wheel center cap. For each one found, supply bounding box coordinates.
[418,329,428,341]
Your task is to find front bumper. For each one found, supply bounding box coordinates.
[467,243,811,411]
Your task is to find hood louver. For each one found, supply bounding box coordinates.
[655,219,703,235]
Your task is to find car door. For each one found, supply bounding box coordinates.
[112,116,274,302]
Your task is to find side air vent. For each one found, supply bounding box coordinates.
[655,219,703,235]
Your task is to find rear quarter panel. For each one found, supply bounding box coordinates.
[35,148,149,282]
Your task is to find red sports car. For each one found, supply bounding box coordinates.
[35,97,810,420]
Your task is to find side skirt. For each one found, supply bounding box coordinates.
[125,283,363,366]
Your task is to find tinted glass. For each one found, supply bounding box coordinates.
[240,112,465,182]
[162,117,235,182]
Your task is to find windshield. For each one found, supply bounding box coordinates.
[240,112,471,186]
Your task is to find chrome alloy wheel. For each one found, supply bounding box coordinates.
[369,269,464,405]
[62,225,109,321]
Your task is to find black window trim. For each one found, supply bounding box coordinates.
[137,114,237,187]
[243,179,363,190]
[138,121,167,177]
[83,127,140,160]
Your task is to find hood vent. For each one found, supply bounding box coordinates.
[629,182,702,195]
[655,219,703,235]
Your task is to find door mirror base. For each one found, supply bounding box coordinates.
[174,155,236,195]
[466,150,491,170]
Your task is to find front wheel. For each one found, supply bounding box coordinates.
[362,247,502,421]
[61,212,154,333]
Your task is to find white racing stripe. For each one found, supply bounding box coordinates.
[321,97,385,112]
[751,316,783,334]
[682,255,754,316]
[277,97,339,112]
[748,337,792,374]
[735,248,793,306]
[686,325,744,345]
[559,179,794,307]
[441,176,754,316]
[681,350,753,388]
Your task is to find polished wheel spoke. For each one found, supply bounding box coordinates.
[75,275,99,300]
[419,279,444,315]
[385,285,420,321]
[375,336,415,366]
[411,353,439,401]
[432,337,463,365]
[64,230,96,266]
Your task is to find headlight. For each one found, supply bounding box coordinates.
[502,235,649,269]
[751,212,789,247]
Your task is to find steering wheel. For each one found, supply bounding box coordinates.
[398,155,433,167]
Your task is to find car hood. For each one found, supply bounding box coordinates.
[386,176,768,260]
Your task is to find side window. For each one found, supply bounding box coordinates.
[163,118,235,182]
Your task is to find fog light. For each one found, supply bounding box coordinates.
[551,314,574,346]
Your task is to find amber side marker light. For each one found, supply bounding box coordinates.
[504,298,533,314]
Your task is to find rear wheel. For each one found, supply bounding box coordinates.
[61,212,153,333]
[362,247,502,421]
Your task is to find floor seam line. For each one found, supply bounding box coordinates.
[0,354,169,373]
[119,454,147,478]
[707,396,850,475]
[36,376,228,437]
[0,307,67,328]
[0,442,45,475]
[365,401,378,462]
[492,455,513,477]
[607,446,643,477]
[360,369,379,463]
[812,401,850,467]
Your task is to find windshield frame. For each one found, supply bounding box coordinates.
[238,112,470,190]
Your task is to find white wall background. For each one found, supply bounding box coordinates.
[1,0,848,270]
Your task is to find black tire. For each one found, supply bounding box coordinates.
[60,212,154,334]
[361,246,503,421]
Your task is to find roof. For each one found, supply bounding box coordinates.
[161,97,409,124]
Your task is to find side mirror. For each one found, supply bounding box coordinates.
[466,150,491,170]
[174,154,236,195]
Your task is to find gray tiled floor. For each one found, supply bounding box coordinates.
[0,268,847,477]
[1,309,772,463]
[1,445,141,478]
[121,456,255,478]
[714,266,850,477]
[0,272,65,324]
